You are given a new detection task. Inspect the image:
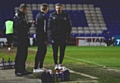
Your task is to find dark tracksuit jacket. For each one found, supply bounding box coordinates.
[48,11,72,40]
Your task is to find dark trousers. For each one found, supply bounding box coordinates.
[34,39,47,69]
[104,40,114,46]
[52,39,66,64]
[6,34,13,47]
[15,43,28,73]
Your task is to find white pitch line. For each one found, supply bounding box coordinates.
[64,56,105,67]
[59,80,99,83]
[68,69,98,79]
[29,48,99,79]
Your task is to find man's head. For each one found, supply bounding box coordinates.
[19,4,28,14]
[40,3,48,14]
[55,3,63,14]
[107,31,110,34]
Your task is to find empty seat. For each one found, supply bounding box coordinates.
[89,8,95,11]
[83,4,89,8]
[97,13,103,17]
[88,4,94,8]
[95,27,102,31]
[72,27,77,31]
[84,30,90,34]
[77,4,82,7]
[96,30,103,34]
[78,27,83,30]
[26,4,31,7]
[62,4,66,10]
[78,7,83,10]
[94,24,100,27]
[95,8,101,11]
[91,33,97,37]
[101,27,107,30]
[85,13,91,16]
[49,4,54,7]
[78,30,84,34]
[84,10,91,14]
[91,13,97,17]
[88,23,94,27]
[90,30,96,34]
[100,23,106,27]
[32,6,37,10]
[32,4,37,7]
[37,4,41,8]
[90,10,96,14]
[96,10,102,14]
[71,30,78,34]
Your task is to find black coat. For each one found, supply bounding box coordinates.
[36,11,47,41]
[13,10,31,46]
[48,11,72,40]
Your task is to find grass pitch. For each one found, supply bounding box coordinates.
[0,46,120,83]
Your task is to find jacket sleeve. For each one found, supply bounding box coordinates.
[13,14,31,31]
[13,16,24,30]
[47,13,53,38]
[27,22,32,29]
[35,14,42,31]
[66,13,72,38]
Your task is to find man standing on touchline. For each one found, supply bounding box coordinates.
[13,4,34,76]
[48,3,72,70]
[33,3,48,73]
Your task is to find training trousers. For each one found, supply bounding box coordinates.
[15,43,28,73]
[52,39,66,64]
[34,38,47,69]
[6,34,13,47]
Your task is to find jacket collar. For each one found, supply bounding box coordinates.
[18,10,26,15]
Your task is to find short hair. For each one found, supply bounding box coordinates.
[41,3,48,11]
[55,3,62,6]
[19,4,28,9]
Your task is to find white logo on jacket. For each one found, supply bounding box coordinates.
[64,17,67,20]
[53,17,55,19]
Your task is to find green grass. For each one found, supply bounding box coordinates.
[1,46,120,83]
[30,46,120,70]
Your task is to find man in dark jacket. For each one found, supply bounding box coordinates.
[13,4,34,76]
[33,3,48,73]
[104,31,114,46]
[48,3,72,70]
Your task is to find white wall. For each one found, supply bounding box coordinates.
[76,37,105,46]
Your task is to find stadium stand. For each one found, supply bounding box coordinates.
[0,0,120,38]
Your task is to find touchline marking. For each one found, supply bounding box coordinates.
[59,80,99,83]
[65,56,105,67]
[69,69,98,79]
[29,48,99,79]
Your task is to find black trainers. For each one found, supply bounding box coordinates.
[23,70,32,75]
[15,70,32,76]
[15,72,23,76]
